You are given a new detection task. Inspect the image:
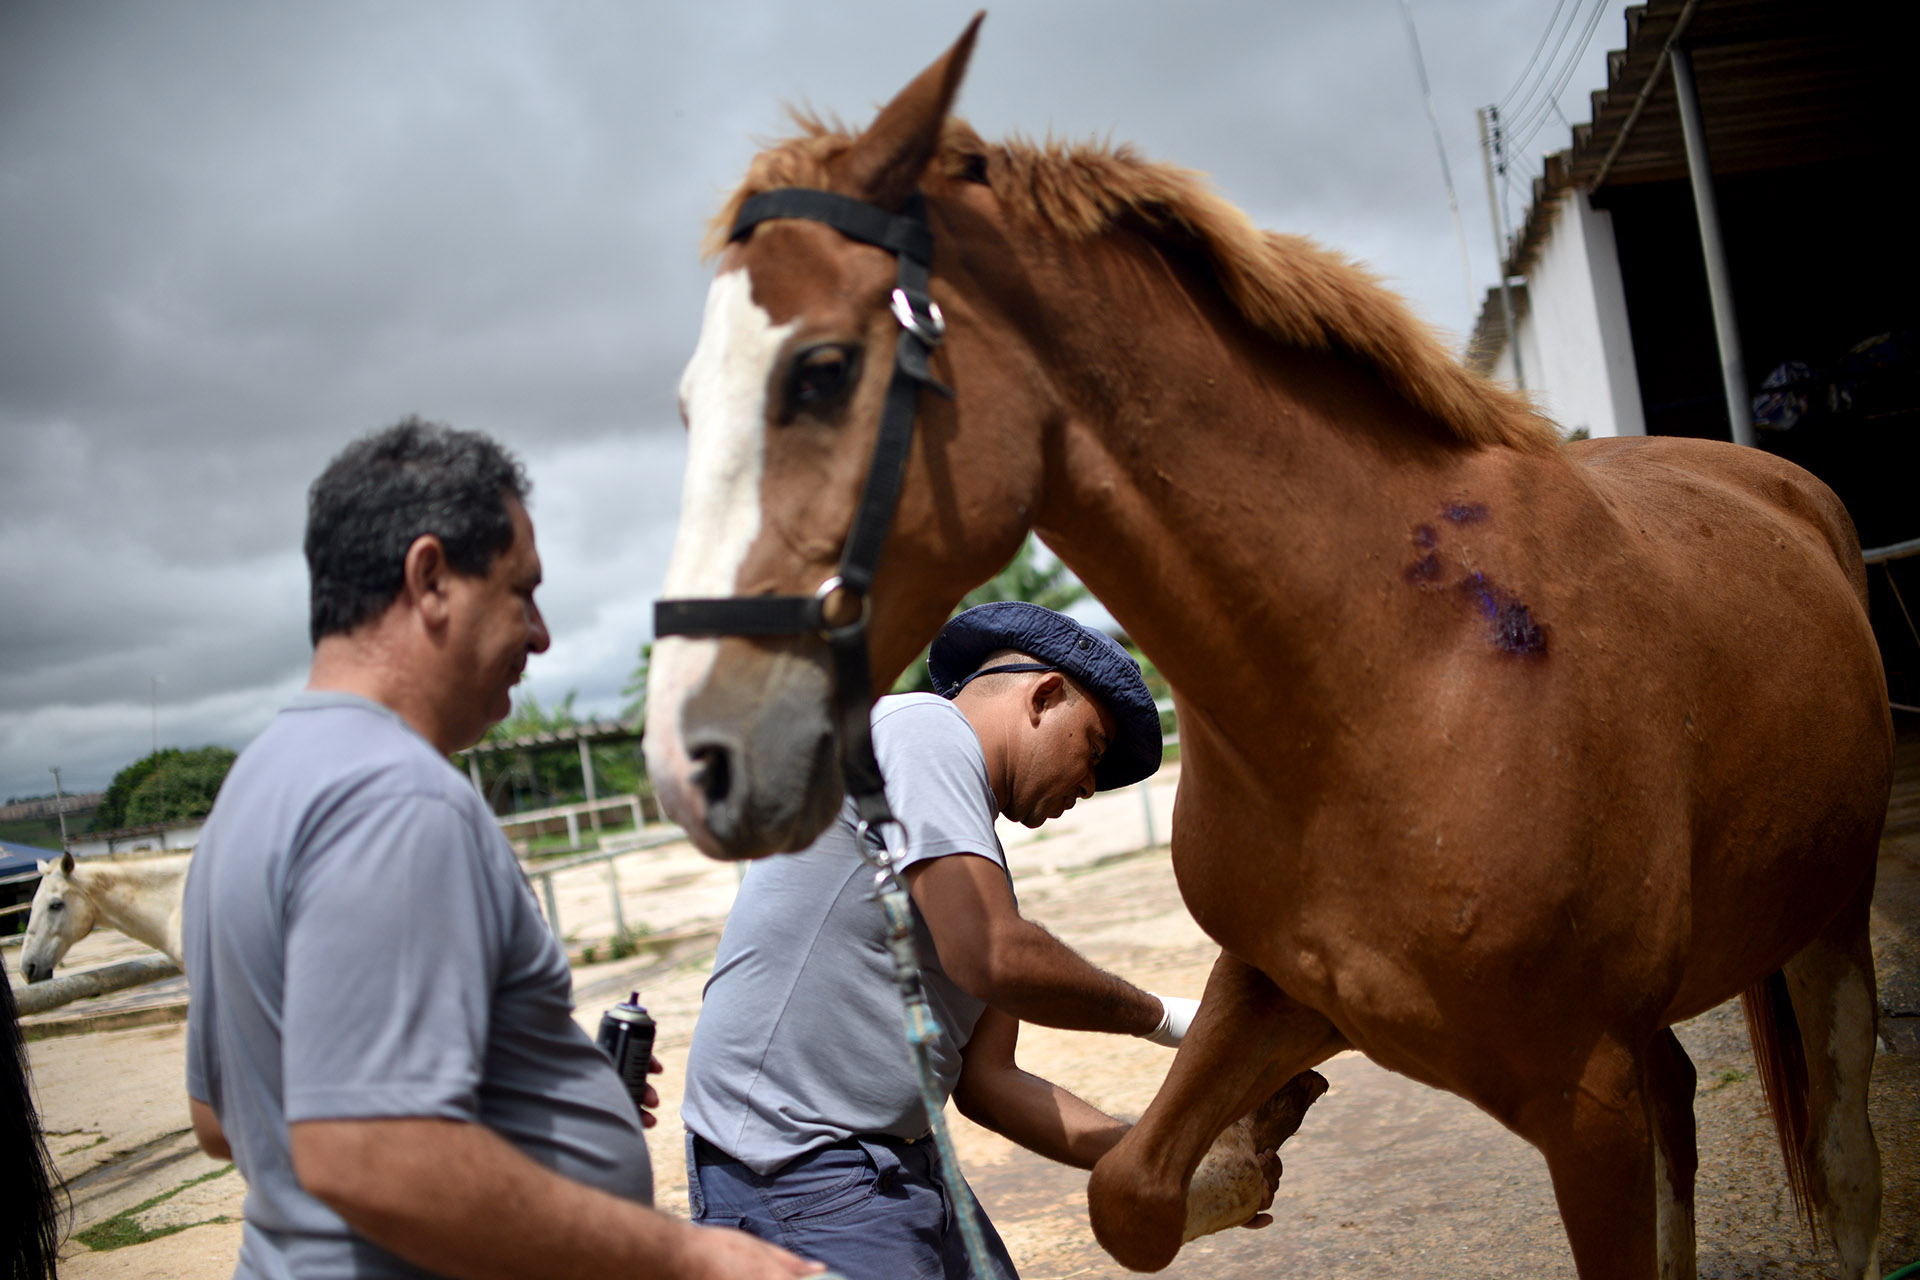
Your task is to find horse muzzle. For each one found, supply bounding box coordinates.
[646,637,845,860]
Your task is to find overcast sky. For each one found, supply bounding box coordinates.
[0,0,1631,801]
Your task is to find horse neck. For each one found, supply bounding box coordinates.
[1016,235,1489,751]
[73,859,185,958]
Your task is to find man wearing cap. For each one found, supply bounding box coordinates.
[681,602,1266,1278]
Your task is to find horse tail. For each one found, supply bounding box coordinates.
[2,971,64,1279]
[1739,969,1819,1239]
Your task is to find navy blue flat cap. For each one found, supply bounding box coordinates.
[929,601,1162,791]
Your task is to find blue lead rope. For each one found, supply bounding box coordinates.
[859,821,998,1278]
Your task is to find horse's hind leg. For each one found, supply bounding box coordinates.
[1087,951,1345,1272]
[1645,1028,1699,1280]
[1781,877,1882,1278]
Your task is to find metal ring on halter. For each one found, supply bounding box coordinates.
[890,287,946,344]
[855,818,909,892]
[813,574,869,633]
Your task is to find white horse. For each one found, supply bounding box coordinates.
[18,851,188,981]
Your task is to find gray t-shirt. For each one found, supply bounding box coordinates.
[680,693,1008,1175]
[183,691,651,1280]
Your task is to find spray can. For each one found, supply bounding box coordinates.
[596,992,656,1115]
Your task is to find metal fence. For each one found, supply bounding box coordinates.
[521,827,689,943]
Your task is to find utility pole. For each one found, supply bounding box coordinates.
[1477,106,1526,392]
[151,674,167,836]
[49,766,70,852]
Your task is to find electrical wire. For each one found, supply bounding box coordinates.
[1499,0,1597,130]
[1496,0,1576,114]
[1506,0,1613,156]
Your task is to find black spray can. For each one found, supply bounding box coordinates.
[596,992,656,1114]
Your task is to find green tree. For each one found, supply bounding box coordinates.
[621,642,652,725]
[93,752,166,831]
[97,746,237,829]
[471,691,644,815]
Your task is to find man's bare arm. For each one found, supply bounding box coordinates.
[188,1097,231,1161]
[905,853,1162,1035]
[289,1116,819,1280]
[951,1008,1127,1169]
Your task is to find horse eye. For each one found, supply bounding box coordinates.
[48,900,64,912]
[786,343,860,415]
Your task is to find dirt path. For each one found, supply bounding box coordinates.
[14,751,1920,1277]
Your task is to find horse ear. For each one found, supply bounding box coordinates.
[841,12,983,211]
[60,851,74,874]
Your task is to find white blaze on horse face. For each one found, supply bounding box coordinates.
[646,268,798,818]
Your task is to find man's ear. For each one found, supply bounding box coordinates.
[1026,671,1068,724]
[402,534,453,628]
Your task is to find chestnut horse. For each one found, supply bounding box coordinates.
[644,20,1892,1278]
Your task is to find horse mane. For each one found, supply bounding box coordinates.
[711,113,1559,452]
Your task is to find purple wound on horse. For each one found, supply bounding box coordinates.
[1460,572,1548,656]
[1404,553,1443,585]
[1443,502,1489,525]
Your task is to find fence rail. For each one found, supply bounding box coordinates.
[522,828,689,943]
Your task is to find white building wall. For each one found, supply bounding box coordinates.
[64,820,204,860]
[1491,189,1646,439]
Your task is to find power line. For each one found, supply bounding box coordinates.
[1496,0,1578,115]
[1505,0,1612,145]
[1501,0,1601,131]
[1506,0,1612,155]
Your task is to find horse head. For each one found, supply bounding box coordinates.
[19,853,95,983]
[647,17,1050,859]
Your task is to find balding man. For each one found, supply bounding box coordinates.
[182,419,816,1280]
[681,602,1270,1279]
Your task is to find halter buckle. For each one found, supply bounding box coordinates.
[890,287,946,345]
[814,575,869,633]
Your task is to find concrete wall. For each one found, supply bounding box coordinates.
[1491,189,1646,439]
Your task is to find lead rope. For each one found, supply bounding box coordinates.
[857,819,999,1278]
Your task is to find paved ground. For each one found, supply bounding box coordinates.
[10,733,1919,1277]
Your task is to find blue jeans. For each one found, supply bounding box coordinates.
[686,1132,1019,1280]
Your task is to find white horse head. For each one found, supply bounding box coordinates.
[20,853,95,982]
[18,851,188,982]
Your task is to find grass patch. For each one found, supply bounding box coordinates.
[1700,1066,1751,1094]
[75,1165,235,1252]
[61,1133,108,1156]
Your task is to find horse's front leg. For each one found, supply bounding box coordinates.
[1088,951,1346,1271]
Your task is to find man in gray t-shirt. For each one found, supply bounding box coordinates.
[682,603,1268,1279]
[183,420,816,1280]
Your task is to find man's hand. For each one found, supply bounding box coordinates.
[1143,995,1200,1047]
[672,1224,821,1279]
[1180,1071,1327,1243]
[637,1054,664,1129]
[1237,1147,1284,1231]
[290,1116,822,1279]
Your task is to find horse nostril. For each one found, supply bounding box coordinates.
[691,744,734,807]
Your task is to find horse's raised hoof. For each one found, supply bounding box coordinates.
[1088,1152,1188,1272]
[1183,1070,1329,1242]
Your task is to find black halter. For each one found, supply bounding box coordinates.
[651,188,952,828]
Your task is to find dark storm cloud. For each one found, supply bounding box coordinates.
[0,0,1628,796]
